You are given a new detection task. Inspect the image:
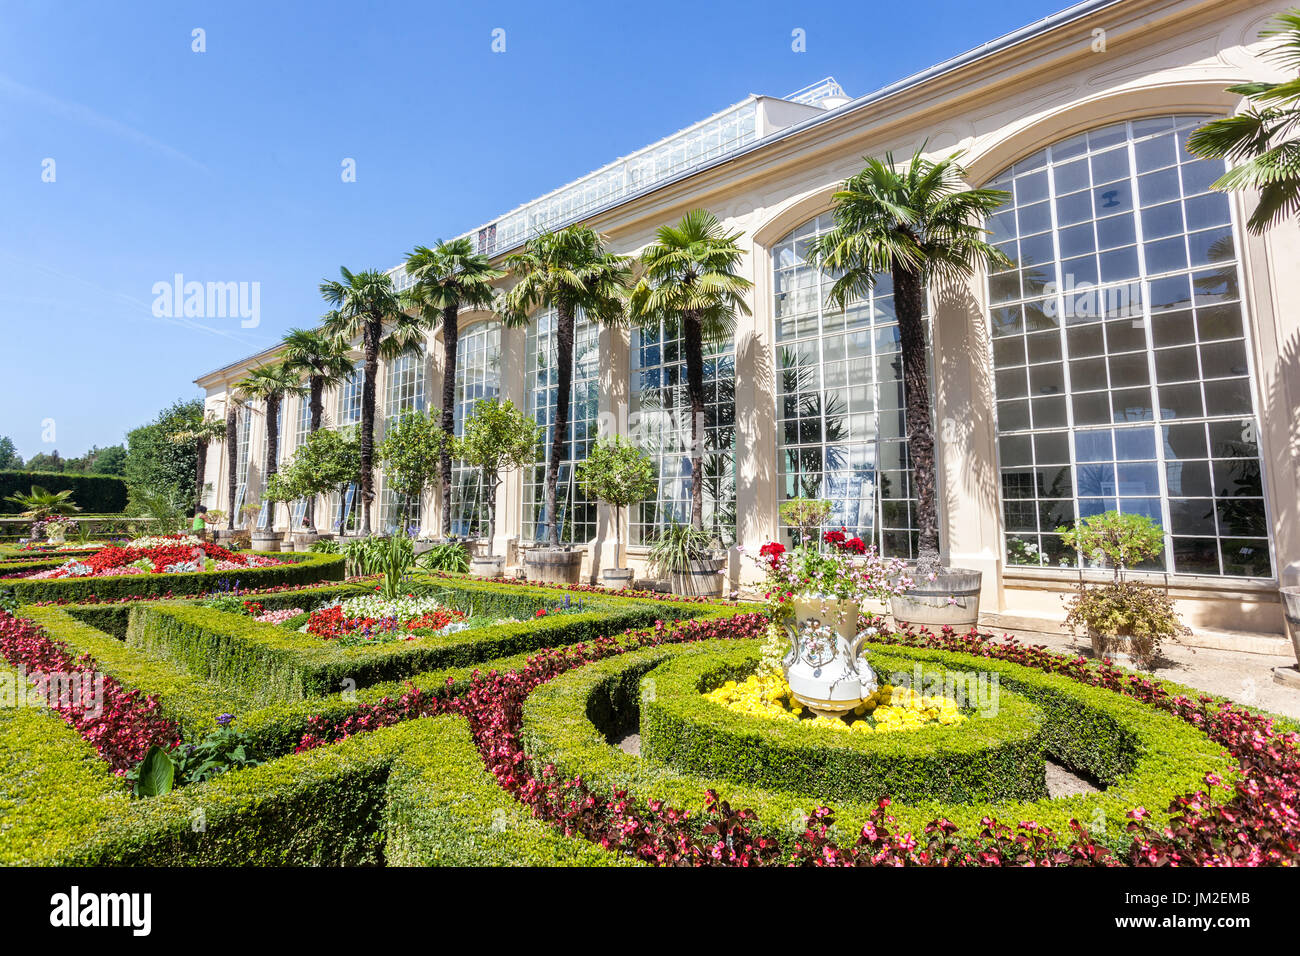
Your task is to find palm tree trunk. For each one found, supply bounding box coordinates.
[440,303,459,539]
[305,377,324,533]
[546,304,575,547]
[892,263,939,571]
[266,393,281,483]
[683,309,706,531]
[194,437,208,514]
[359,320,381,536]
[225,407,237,531]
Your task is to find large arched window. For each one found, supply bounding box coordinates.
[772,213,920,557]
[523,309,599,543]
[450,323,502,536]
[987,114,1270,578]
[629,321,736,544]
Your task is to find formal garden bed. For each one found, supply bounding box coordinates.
[0,552,1295,866]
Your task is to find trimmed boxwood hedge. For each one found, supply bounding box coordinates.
[0,663,619,866]
[123,579,722,704]
[2,551,345,603]
[640,643,1048,804]
[521,639,1240,851]
[0,471,127,514]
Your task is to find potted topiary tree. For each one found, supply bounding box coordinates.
[576,436,655,589]
[377,409,445,552]
[277,429,362,551]
[778,497,831,547]
[452,397,539,578]
[1059,511,1188,669]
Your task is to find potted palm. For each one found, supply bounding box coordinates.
[576,436,655,589]
[648,521,725,597]
[814,149,1010,629]
[453,398,539,579]
[501,226,631,584]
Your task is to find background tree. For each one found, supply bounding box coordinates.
[629,209,752,532]
[814,149,1010,572]
[234,362,306,525]
[281,327,354,530]
[321,267,425,536]
[501,226,631,547]
[167,410,226,516]
[87,445,127,476]
[24,451,65,472]
[125,398,206,514]
[0,437,22,470]
[576,436,656,572]
[1188,11,1300,233]
[403,238,504,537]
[452,398,539,546]
[377,409,446,534]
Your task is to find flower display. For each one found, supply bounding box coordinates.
[303,593,468,645]
[749,534,912,610]
[251,606,304,625]
[703,672,963,733]
[12,535,284,580]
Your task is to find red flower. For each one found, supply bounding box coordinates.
[843,536,866,555]
[758,541,786,570]
[822,529,847,547]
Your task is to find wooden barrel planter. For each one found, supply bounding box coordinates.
[668,556,725,598]
[523,548,583,585]
[470,555,506,579]
[250,530,282,552]
[890,568,983,630]
[601,568,634,590]
[291,531,319,553]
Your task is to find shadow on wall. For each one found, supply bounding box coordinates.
[932,280,1001,564]
[1267,328,1300,588]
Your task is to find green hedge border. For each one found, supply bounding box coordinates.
[2,551,345,603]
[521,639,1239,850]
[0,659,623,866]
[122,578,731,704]
[640,643,1049,804]
[0,471,127,514]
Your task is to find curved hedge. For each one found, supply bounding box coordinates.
[640,643,1048,804]
[1,551,346,603]
[521,639,1239,850]
[0,471,127,514]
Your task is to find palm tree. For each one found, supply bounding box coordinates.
[814,149,1010,572]
[403,238,505,537]
[233,362,306,526]
[1188,11,1300,234]
[320,267,423,536]
[281,328,354,531]
[501,226,632,547]
[167,410,226,516]
[629,209,752,532]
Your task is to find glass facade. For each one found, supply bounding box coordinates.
[524,309,599,543]
[383,351,426,424]
[629,321,736,543]
[772,213,921,557]
[450,323,502,537]
[379,487,421,535]
[336,364,364,429]
[232,408,252,515]
[987,115,1271,577]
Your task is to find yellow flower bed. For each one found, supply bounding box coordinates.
[702,672,964,734]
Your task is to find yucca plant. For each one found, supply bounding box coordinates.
[4,486,81,520]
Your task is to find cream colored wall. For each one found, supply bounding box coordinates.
[197,0,1296,631]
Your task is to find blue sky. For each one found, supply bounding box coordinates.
[0,0,1069,460]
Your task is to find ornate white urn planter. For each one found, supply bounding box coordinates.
[782,594,878,718]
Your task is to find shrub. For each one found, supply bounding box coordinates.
[1064,580,1190,670]
[0,471,127,515]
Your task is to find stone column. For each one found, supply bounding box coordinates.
[735,235,778,587]
[498,321,528,564]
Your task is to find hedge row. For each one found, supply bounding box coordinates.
[0,471,127,514]
[123,580,717,704]
[1,551,346,603]
[0,668,615,866]
[639,642,1049,804]
[520,640,1239,851]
